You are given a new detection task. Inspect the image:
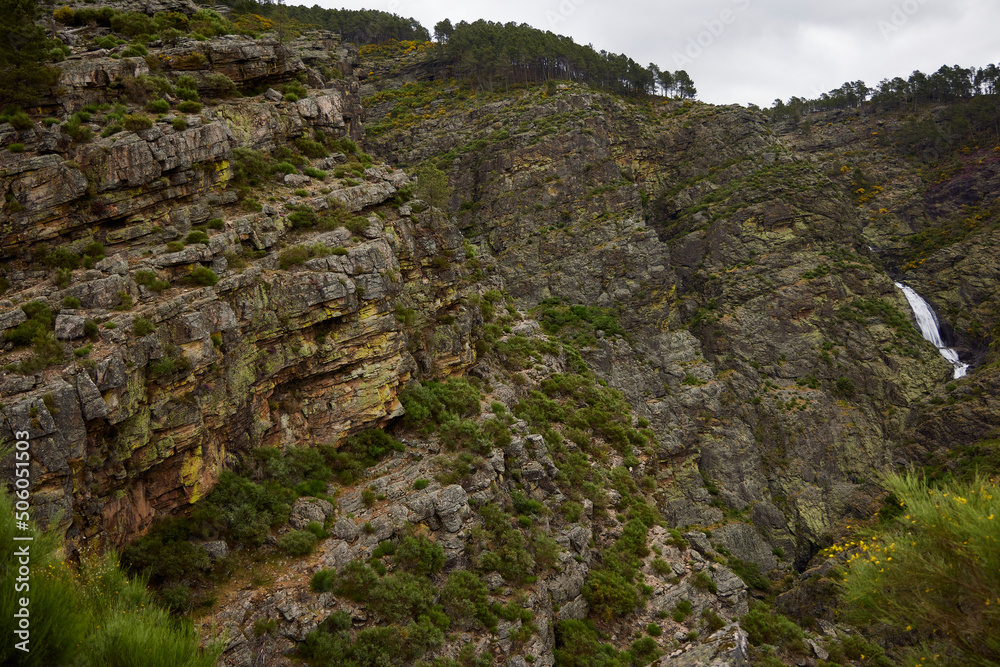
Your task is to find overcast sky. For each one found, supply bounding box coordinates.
[306,0,1000,107]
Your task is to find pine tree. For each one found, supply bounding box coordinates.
[0,0,59,106]
[434,18,453,43]
[674,70,696,99]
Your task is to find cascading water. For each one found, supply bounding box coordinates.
[895,282,969,379]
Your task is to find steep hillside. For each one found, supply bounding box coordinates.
[359,56,947,568]
[1,3,998,666]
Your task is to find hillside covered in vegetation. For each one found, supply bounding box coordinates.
[1,1,999,666]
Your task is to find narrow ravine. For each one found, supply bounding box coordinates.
[895,282,969,379]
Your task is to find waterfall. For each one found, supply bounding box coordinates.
[895,282,968,379]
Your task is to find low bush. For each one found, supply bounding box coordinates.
[368,571,436,624]
[278,529,318,556]
[185,230,210,245]
[740,602,803,647]
[441,570,495,629]
[553,619,622,667]
[186,266,218,286]
[287,207,318,228]
[132,316,156,336]
[146,98,170,113]
[399,379,482,431]
[123,114,152,132]
[394,535,445,576]
[134,269,170,292]
[121,43,148,58]
[329,429,404,485]
[345,215,370,235]
[310,569,336,592]
[838,473,1000,664]
[1,487,224,666]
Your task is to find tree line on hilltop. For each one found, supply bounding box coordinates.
[218,0,430,44]
[771,63,1000,117]
[430,18,696,98]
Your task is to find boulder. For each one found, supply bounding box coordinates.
[289,497,334,529]
[55,313,86,340]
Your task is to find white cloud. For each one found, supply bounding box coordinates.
[307,0,1000,107]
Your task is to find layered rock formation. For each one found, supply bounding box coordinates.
[2,4,996,666]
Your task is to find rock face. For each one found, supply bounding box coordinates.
[366,82,948,566]
[3,8,998,667]
[0,23,480,545]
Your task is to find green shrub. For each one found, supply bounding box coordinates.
[287,207,319,228]
[333,562,378,601]
[123,114,152,132]
[159,583,192,614]
[834,375,855,397]
[188,472,292,547]
[311,569,337,592]
[94,35,120,49]
[8,142,24,153]
[278,245,310,268]
[121,43,148,58]
[134,269,170,292]
[166,241,185,252]
[728,557,770,592]
[132,316,156,336]
[145,98,169,113]
[583,569,640,622]
[554,619,621,666]
[399,378,482,430]
[231,147,271,185]
[345,215,370,235]
[5,301,54,347]
[368,571,435,623]
[172,116,188,131]
[175,75,199,97]
[329,429,404,485]
[185,230,210,245]
[2,109,34,130]
[61,295,81,309]
[290,135,325,157]
[110,11,154,37]
[740,602,803,647]
[278,529,318,556]
[838,473,1000,664]
[414,478,430,490]
[186,266,218,286]
[64,116,93,142]
[702,608,725,633]
[395,535,445,576]
[273,161,297,175]
[439,418,491,454]
[441,570,495,629]
[176,100,202,114]
[303,166,328,180]
[692,571,717,594]
[204,72,238,98]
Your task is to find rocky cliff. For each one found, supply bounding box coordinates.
[1,4,997,666]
